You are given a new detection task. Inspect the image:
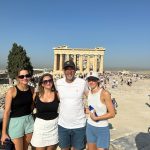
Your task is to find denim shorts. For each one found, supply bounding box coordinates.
[58,125,86,150]
[7,114,34,139]
[86,123,110,149]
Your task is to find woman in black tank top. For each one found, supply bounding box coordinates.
[31,73,59,150]
[1,69,34,150]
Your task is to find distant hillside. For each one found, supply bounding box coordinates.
[105,67,150,73]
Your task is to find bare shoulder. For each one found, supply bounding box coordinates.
[101,88,111,97]
[101,89,112,104]
[5,86,16,99]
[7,86,16,94]
[84,90,89,97]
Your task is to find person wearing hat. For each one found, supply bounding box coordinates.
[56,60,87,150]
[85,71,115,150]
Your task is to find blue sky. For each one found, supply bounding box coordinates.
[0,0,150,70]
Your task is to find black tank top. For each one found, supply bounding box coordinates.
[35,92,59,120]
[10,86,33,117]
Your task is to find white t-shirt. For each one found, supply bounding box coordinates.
[56,77,87,129]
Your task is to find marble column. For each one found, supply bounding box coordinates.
[66,54,69,61]
[53,54,57,71]
[79,55,83,72]
[59,54,63,71]
[86,55,90,72]
[94,55,98,72]
[99,55,104,73]
[92,55,95,71]
[73,54,77,66]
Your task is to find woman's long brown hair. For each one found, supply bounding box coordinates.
[38,73,56,97]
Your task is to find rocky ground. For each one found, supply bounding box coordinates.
[107,79,150,149]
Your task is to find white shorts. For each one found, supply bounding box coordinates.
[31,117,58,147]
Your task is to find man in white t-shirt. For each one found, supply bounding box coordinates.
[56,60,87,150]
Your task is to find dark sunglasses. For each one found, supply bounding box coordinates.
[87,77,99,82]
[42,79,53,84]
[18,74,31,79]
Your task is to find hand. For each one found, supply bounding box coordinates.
[90,110,98,122]
[1,133,10,145]
[84,108,90,114]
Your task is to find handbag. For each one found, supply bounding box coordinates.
[4,139,14,150]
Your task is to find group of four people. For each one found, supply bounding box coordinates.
[1,60,115,150]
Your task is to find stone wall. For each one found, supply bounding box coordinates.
[0,84,12,109]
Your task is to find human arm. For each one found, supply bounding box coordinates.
[32,91,38,114]
[90,89,115,122]
[56,91,60,102]
[83,91,90,114]
[31,87,35,111]
[83,80,90,114]
[1,87,14,144]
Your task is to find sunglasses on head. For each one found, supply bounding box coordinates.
[42,79,53,84]
[87,77,99,82]
[18,74,31,79]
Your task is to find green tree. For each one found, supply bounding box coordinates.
[7,43,33,79]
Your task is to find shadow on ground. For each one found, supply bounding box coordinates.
[110,132,150,150]
[145,102,150,107]
[135,132,150,150]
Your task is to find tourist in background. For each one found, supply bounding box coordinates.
[31,73,59,150]
[86,71,115,150]
[1,68,34,150]
[56,60,87,150]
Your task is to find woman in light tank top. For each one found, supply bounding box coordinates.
[85,71,115,150]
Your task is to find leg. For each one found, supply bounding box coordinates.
[86,123,97,150]
[47,144,58,150]
[97,148,109,150]
[96,126,110,150]
[71,127,86,150]
[36,147,45,150]
[58,125,71,150]
[31,146,36,150]
[97,148,106,150]
[23,133,33,150]
[24,114,34,150]
[87,143,97,150]
[12,137,23,150]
